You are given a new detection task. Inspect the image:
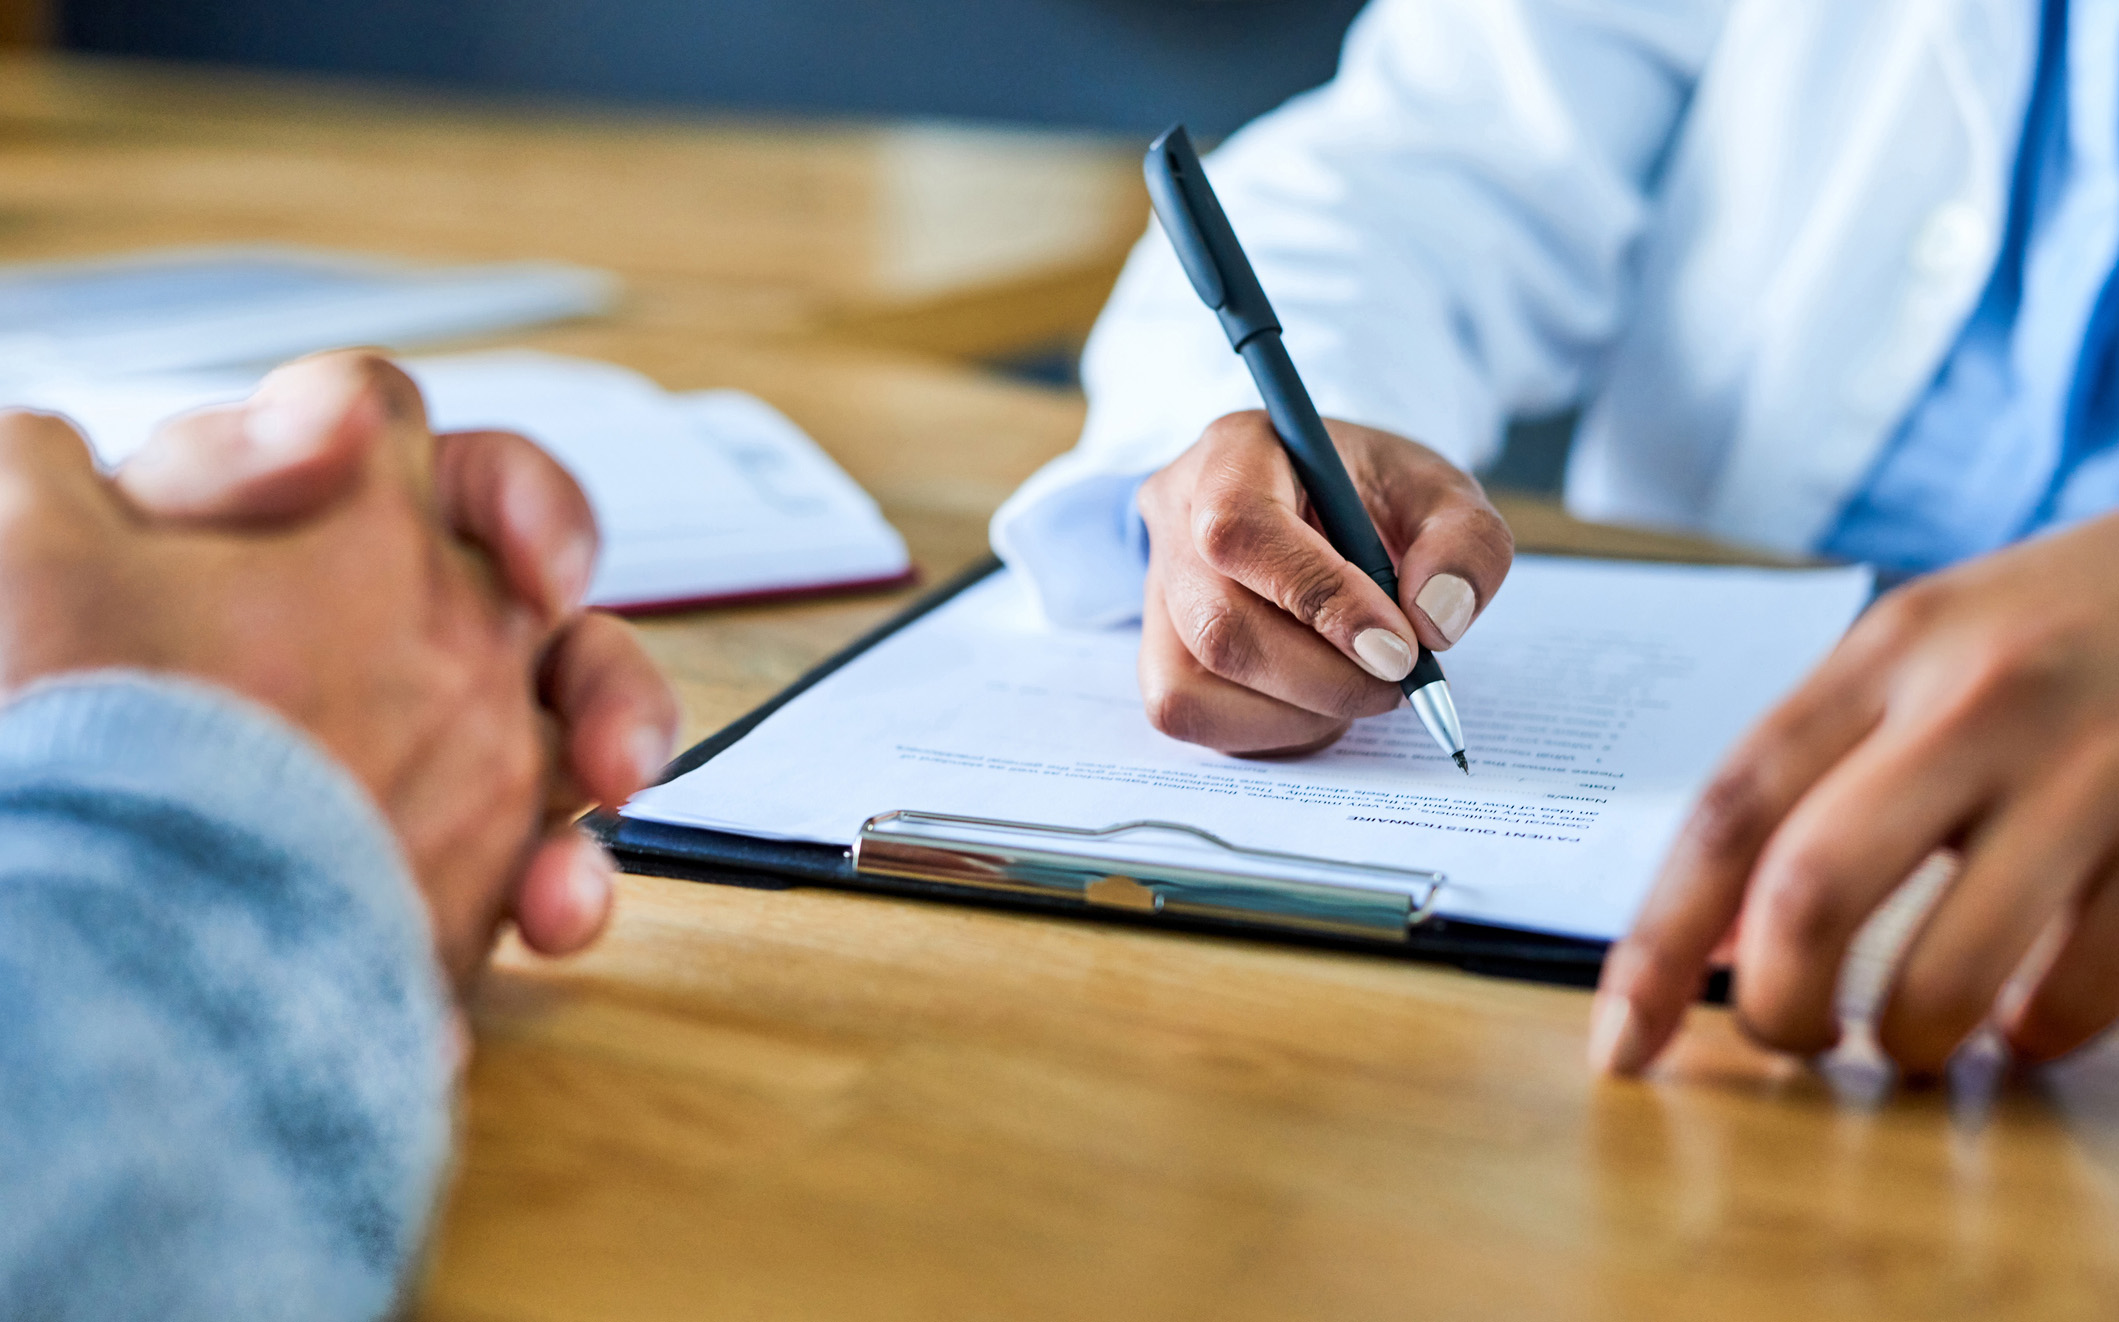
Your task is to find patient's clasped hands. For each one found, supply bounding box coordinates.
[0,351,677,989]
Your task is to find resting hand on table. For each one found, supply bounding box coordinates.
[1595,511,2119,1076]
[3,351,676,989]
[1136,411,1514,755]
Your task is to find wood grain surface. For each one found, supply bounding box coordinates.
[4,53,2115,1322]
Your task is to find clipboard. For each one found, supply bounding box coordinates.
[590,555,1673,991]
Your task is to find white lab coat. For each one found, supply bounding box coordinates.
[991,0,2040,627]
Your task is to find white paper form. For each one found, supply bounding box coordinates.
[626,556,1874,941]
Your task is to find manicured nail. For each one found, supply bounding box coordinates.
[1415,573,1476,644]
[1352,628,1415,682]
[628,723,674,788]
[1588,993,1651,1076]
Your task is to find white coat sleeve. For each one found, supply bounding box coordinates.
[992,0,1731,628]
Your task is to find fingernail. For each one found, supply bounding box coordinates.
[566,841,618,935]
[628,723,674,789]
[1415,573,1476,645]
[572,840,617,898]
[1588,994,1651,1076]
[1352,628,1415,682]
[554,532,596,613]
[243,387,339,455]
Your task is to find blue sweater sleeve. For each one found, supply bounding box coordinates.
[0,674,453,1322]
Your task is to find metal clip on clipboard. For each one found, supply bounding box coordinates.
[854,811,1445,943]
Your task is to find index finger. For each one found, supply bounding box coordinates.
[539,610,679,808]
[435,429,600,626]
[1179,414,1428,685]
[1590,648,1883,1075]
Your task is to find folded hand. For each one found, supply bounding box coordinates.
[0,351,677,988]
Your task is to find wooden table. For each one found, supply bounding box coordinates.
[5,54,2117,1322]
[0,52,1146,361]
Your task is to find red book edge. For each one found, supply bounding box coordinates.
[601,566,922,618]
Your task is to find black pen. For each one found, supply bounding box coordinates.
[1144,124,1468,772]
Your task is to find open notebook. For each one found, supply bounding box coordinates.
[10,351,911,611]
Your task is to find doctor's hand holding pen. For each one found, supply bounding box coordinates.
[1133,409,1515,758]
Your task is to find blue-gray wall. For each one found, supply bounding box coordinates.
[59,0,1369,134]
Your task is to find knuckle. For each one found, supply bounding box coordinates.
[0,421,87,561]
[315,349,427,423]
[1751,848,1861,952]
[1323,668,1394,721]
[1951,625,2079,712]
[1186,604,1257,681]
[1914,638,2066,744]
[1451,501,1516,558]
[1944,653,2031,724]
[1858,580,1946,655]
[1190,497,1268,572]
[1605,936,1701,1005]
[1200,409,1271,449]
[0,409,85,467]
[1141,678,1210,745]
[1686,763,1777,860]
[1473,506,1517,568]
[0,408,43,447]
[1280,559,1353,631]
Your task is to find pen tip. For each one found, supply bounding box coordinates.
[1454,751,1469,775]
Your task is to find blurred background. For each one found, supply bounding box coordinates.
[21,0,1369,135]
[0,0,1577,490]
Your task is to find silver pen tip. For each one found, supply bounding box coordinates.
[1453,751,1469,775]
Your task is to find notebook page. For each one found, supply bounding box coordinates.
[395,355,907,605]
[608,391,910,607]
[625,556,1873,941]
[5,350,907,609]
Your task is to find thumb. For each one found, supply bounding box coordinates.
[1365,459,1513,653]
[1392,496,1514,653]
[113,354,392,524]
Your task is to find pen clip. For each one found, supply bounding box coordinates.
[1144,125,1227,309]
[1144,124,1279,345]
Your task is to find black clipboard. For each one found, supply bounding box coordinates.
[590,555,1645,991]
